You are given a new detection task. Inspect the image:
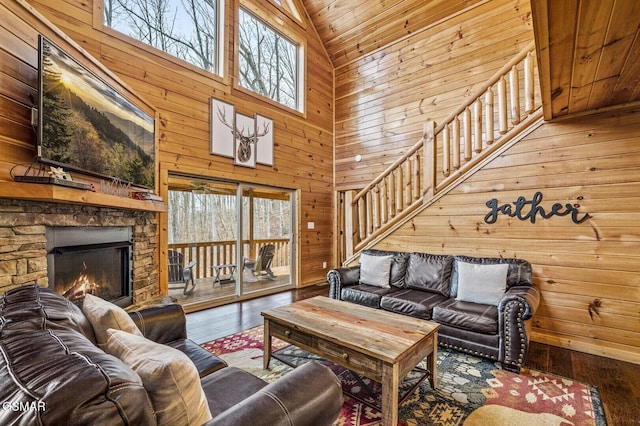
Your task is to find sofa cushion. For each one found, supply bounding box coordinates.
[432,299,499,334]
[82,293,143,348]
[166,338,228,378]
[455,261,508,306]
[201,366,268,417]
[380,289,448,320]
[0,285,97,342]
[341,284,399,308]
[0,286,156,426]
[451,256,532,296]
[361,249,410,288]
[359,252,393,288]
[107,328,212,426]
[404,253,454,296]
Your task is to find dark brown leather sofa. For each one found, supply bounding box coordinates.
[327,249,540,372]
[0,285,343,425]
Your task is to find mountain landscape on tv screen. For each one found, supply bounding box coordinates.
[40,39,155,188]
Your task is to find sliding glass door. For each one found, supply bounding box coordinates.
[240,185,295,295]
[167,174,295,308]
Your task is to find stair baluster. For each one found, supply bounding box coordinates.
[340,42,540,262]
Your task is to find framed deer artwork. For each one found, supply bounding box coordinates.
[234,113,257,167]
[211,98,235,158]
[210,98,274,168]
[255,114,274,166]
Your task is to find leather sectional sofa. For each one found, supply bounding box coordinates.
[0,285,343,425]
[327,249,540,372]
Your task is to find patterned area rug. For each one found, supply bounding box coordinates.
[202,326,606,425]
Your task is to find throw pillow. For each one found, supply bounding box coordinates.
[455,261,509,306]
[82,293,142,348]
[404,253,454,296]
[106,329,212,426]
[359,253,393,288]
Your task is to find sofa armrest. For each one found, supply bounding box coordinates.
[207,361,344,426]
[498,285,540,371]
[327,266,360,299]
[500,285,540,320]
[128,304,188,344]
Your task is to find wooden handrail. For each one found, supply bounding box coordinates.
[434,41,535,136]
[353,41,535,205]
[340,42,539,262]
[353,133,426,203]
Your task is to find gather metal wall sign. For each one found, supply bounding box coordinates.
[484,191,590,224]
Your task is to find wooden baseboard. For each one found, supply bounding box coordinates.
[531,331,640,365]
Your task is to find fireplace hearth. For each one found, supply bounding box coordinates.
[46,227,133,307]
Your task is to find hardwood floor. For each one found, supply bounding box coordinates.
[185,284,327,344]
[186,285,640,425]
[526,342,640,425]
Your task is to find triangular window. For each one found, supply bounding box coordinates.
[270,0,302,23]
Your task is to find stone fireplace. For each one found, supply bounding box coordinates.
[0,199,160,305]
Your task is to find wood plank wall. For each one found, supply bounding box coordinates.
[376,108,640,364]
[0,0,334,287]
[334,0,535,191]
[333,0,639,363]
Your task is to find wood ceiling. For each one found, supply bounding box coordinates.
[301,0,640,120]
[531,0,640,120]
[300,0,483,68]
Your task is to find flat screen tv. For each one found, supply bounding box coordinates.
[38,35,155,189]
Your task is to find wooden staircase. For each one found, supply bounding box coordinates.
[338,41,544,265]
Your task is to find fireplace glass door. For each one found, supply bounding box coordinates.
[46,227,133,306]
[53,243,130,304]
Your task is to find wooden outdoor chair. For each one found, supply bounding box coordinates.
[168,249,197,295]
[243,244,276,282]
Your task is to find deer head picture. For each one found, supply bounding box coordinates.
[210,98,274,168]
[216,106,270,166]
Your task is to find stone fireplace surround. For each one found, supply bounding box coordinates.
[0,198,159,304]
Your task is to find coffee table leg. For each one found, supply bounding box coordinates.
[381,362,400,426]
[429,333,438,389]
[263,319,272,369]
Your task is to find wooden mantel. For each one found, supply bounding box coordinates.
[0,182,167,212]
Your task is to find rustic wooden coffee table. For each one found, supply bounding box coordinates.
[262,296,440,426]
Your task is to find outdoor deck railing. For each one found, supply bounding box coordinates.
[168,238,290,280]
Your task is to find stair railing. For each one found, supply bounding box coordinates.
[424,41,538,196]
[343,41,539,258]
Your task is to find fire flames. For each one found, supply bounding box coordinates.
[61,262,99,303]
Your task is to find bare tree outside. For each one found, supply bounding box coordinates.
[247,197,291,240]
[105,1,299,107]
[168,190,291,244]
[238,7,298,110]
[104,0,218,73]
[168,190,236,244]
